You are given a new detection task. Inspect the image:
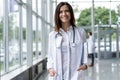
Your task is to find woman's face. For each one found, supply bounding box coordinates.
[59,5,71,24]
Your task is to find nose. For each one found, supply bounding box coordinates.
[62,11,66,16]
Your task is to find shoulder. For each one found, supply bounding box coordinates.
[76,27,85,33]
[49,31,57,38]
[75,27,86,42]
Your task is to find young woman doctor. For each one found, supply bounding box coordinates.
[47,2,87,80]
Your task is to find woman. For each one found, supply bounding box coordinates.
[47,2,87,80]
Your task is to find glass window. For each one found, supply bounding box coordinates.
[22,0,26,3]
[0,0,5,75]
[32,15,37,59]
[22,7,27,64]
[118,16,120,53]
[38,0,41,15]
[38,19,42,56]
[32,0,37,12]
[8,0,20,70]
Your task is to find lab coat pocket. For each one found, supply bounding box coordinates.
[75,40,82,47]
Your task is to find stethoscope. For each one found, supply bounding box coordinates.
[55,27,76,47]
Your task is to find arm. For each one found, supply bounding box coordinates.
[47,32,56,76]
[77,28,88,71]
[77,43,88,71]
[47,33,53,69]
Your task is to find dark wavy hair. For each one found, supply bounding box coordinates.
[54,2,76,32]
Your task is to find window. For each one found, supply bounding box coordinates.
[22,7,27,64]
[8,0,20,70]
[32,15,37,59]
[0,0,4,74]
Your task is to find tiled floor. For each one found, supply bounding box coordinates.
[85,58,120,80]
[37,70,48,80]
[38,58,120,80]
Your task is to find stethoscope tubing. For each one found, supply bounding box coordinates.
[55,27,75,44]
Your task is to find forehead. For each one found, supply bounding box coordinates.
[60,5,69,11]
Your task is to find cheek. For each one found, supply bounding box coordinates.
[59,14,62,20]
[67,13,71,19]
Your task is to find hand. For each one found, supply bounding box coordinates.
[77,64,87,71]
[48,68,56,77]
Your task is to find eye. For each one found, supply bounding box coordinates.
[65,10,70,12]
[60,11,63,13]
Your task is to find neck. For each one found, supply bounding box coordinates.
[62,23,70,32]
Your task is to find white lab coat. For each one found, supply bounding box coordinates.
[87,36,94,54]
[47,26,87,80]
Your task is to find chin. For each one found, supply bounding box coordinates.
[62,20,70,23]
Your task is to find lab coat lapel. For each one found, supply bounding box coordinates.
[48,33,63,80]
[55,34,63,80]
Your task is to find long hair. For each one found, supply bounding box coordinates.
[54,2,76,32]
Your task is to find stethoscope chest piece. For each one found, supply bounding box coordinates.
[71,42,76,47]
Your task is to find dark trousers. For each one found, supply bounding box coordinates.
[89,53,94,65]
